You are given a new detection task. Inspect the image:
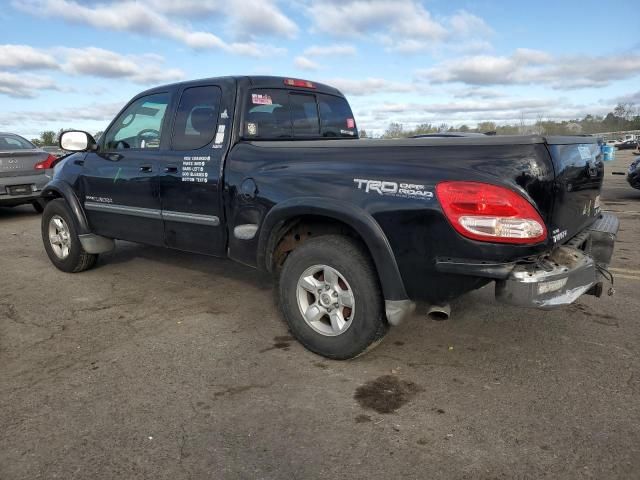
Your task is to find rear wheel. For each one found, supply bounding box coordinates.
[42,199,98,273]
[279,235,388,359]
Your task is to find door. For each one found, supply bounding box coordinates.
[81,91,172,245]
[158,83,231,255]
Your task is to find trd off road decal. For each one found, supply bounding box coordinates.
[354,178,433,200]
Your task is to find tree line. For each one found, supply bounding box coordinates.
[375,102,640,138]
[30,129,103,147]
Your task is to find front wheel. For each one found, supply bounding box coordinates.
[279,235,388,359]
[41,199,98,273]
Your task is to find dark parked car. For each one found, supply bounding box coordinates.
[616,139,638,150]
[0,132,57,212]
[40,76,618,359]
[628,157,640,189]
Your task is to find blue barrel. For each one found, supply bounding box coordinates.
[602,145,616,162]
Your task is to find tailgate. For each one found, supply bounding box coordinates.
[0,150,48,177]
[545,137,603,243]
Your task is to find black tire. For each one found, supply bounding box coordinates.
[32,201,44,213]
[41,198,98,273]
[279,235,388,360]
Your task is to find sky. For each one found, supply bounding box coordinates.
[1,0,639,138]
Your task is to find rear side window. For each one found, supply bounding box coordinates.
[172,85,222,150]
[243,89,356,140]
[0,134,35,150]
[318,94,356,138]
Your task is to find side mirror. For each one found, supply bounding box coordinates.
[59,130,97,152]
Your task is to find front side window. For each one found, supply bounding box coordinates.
[103,93,169,150]
[0,134,35,150]
[172,85,222,150]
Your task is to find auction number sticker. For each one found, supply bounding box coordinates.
[182,155,210,183]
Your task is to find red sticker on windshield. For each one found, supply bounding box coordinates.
[346,118,355,128]
[252,93,272,105]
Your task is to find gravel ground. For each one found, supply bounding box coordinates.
[1,150,639,479]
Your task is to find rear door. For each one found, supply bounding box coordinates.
[157,81,234,255]
[546,139,604,243]
[81,91,173,245]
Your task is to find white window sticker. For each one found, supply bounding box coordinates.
[214,125,226,145]
[252,93,272,105]
[247,122,258,136]
[578,145,592,161]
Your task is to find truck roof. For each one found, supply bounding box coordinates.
[137,75,345,99]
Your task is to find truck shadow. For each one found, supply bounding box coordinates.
[0,205,40,219]
[99,241,274,292]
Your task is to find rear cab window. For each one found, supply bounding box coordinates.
[243,89,357,140]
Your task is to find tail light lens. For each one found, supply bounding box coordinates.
[34,154,57,170]
[436,181,547,244]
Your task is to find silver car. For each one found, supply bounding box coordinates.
[0,132,56,212]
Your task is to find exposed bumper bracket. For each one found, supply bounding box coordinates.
[385,299,416,326]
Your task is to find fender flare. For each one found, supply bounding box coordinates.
[41,179,90,235]
[257,197,408,301]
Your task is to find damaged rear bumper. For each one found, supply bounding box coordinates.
[496,213,619,308]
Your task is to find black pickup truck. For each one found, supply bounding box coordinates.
[41,76,618,359]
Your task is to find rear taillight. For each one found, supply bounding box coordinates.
[436,181,547,244]
[34,154,57,170]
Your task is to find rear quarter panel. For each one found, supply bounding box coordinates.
[225,139,556,303]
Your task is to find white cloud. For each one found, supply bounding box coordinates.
[451,87,508,99]
[323,77,420,96]
[0,44,58,70]
[59,47,184,84]
[309,0,446,40]
[230,0,298,39]
[294,56,320,71]
[0,72,61,98]
[0,44,185,97]
[372,98,558,115]
[419,49,640,89]
[303,44,357,57]
[307,2,492,53]
[0,101,125,137]
[449,10,493,37]
[13,0,294,55]
[151,0,298,38]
